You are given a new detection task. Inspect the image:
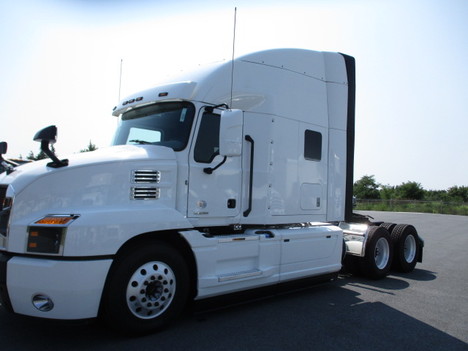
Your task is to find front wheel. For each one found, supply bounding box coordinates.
[100,242,189,335]
[360,226,393,279]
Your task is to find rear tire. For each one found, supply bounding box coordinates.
[391,224,420,273]
[380,222,396,235]
[360,226,393,279]
[101,241,189,335]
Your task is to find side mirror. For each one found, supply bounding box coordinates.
[0,141,15,174]
[0,142,7,156]
[33,125,58,144]
[219,109,243,157]
[33,125,68,168]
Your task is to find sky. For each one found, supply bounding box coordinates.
[1,0,467,190]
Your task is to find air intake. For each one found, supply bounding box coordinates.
[132,170,160,184]
[131,187,160,200]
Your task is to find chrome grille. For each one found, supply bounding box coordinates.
[132,170,160,184]
[131,187,160,200]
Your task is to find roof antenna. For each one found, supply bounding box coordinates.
[229,7,237,109]
[118,58,123,102]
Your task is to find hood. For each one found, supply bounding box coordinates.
[0,145,176,196]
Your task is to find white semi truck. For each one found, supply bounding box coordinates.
[0,49,423,334]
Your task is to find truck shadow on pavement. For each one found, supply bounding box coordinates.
[337,268,437,293]
[391,268,437,282]
[0,270,464,351]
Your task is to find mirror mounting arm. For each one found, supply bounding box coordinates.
[40,140,68,168]
[204,103,229,114]
[203,156,227,174]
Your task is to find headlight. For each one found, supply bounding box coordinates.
[27,215,79,255]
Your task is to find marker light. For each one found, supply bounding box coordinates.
[35,216,75,225]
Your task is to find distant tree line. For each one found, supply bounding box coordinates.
[25,141,98,161]
[354,175,468,203]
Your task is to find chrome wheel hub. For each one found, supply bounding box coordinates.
[374,237,390,269]
[126,261,176,319]
[404,235,417,263]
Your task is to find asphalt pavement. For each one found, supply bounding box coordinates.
[0,211,467,350]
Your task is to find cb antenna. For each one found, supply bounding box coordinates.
[118,58,123,102]
[230,7,237,109]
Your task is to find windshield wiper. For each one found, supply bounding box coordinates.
[129,139,152,145]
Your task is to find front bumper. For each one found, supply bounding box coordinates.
[0,253,112,319]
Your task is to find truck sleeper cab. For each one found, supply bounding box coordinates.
[0,49,422,334]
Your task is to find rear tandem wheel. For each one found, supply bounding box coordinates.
[359,226,393,279]
[390,224,420,273]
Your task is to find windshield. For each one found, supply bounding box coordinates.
[112,101,195,151]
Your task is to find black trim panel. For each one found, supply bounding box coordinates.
[0,251,114,262]
[339,53,356,222]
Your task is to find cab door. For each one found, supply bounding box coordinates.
[187,108,242,219]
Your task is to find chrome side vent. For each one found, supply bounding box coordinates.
[132,170,160,184]
[131,187,160,200]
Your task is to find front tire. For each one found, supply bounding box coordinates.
[101,241,189,335]
[360,226,393,279]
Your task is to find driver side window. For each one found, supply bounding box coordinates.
[194,111,220,163]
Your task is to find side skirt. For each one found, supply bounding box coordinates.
[191,272,338,313]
